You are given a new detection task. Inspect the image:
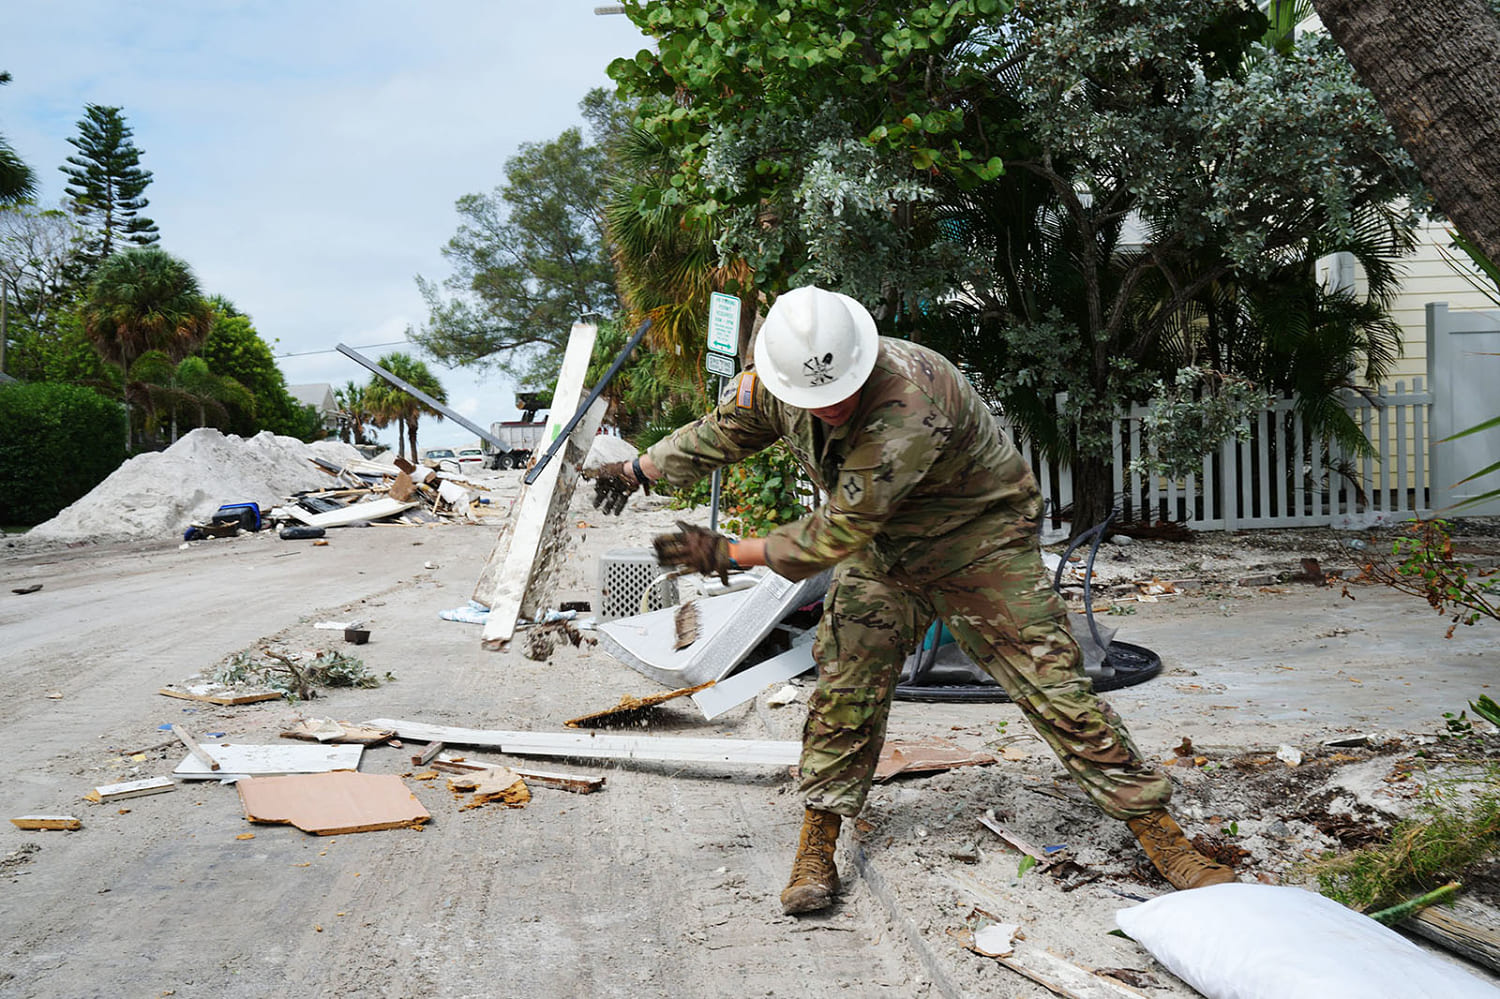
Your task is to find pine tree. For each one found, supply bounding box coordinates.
[60,104,158,265]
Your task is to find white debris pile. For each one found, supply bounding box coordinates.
[29,429,362,544]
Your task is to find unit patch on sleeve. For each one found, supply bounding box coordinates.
[835,466,873,510]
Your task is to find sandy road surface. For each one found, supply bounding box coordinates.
[4,501,1500,999]
[0,524,926,999]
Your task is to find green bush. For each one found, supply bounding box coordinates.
[0,383,128,526]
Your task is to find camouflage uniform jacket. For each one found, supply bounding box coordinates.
[645,338,1039,583]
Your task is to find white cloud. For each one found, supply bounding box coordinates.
[2,2,647,449]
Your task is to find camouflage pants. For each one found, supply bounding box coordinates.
[798,523,1170,821]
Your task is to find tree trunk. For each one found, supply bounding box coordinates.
[1069,451,1115,540]
[1312,0,1500,264]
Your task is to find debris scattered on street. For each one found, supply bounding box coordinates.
[11,583,43,595]
[765,684,799,707]
[447,766,531,809]
[11,815,82,831]
[431,755,605,794]
[872,738,997,781]
[158,682,283,706]
[279,718,395,745]
[564,680,715,729]
[172,724,222,771]
[237,771,430,834]
[173,743,364,781]
[85,777,176,803]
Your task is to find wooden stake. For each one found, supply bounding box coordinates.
[172,724,221,771]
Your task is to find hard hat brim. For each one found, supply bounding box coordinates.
[753,291,879,409]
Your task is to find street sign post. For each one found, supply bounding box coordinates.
[706,293,741,532]
[708,292,741,357]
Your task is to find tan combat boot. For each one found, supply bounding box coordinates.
[781,808,842,914]
[1126,809,1238,890]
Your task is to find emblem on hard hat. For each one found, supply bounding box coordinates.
[803,353,836,386]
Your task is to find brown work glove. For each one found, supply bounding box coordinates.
[589,459,649,516]
[653,521,735,586]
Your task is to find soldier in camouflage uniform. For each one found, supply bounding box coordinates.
[591,286,1234,914]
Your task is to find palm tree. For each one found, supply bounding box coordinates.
[333,380,376,445]
[0,72,36,206]
[602,125,752,433]
[81,247,214,446]
[364,352,446,461]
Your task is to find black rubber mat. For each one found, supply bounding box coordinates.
[893,640,1163,703]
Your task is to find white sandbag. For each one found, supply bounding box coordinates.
[1115,883,1500,999]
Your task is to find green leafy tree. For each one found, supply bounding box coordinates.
[410,127,620,388]
[0,72,35,206]
[60,104,159,267]
[365,352,446,461]
[81,247,213,446]
[613,0,1424,533]
[0,203,91,380]
[197,300,315,437]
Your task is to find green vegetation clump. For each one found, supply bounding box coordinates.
[1314,773,1500,911]
[0,382,127,525]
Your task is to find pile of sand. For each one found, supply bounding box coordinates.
[28,429,362,544]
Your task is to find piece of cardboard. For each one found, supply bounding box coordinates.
[237,771,429,835]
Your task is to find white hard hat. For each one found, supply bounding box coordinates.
[752,286,878,409]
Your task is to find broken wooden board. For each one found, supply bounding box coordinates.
[367,718,799,766]
[237,771,429,835]
[477,321,601,646]
[172,724,220,771]
[285,496,419,528]
[1403,902,1500,975]
[692,645,816,720]
[280,718,395,745]
[564,681,714,728]
[159,683,283,706]
[11,815,81,831]
[431,755,605,794]
[173,743,363,781]
[874,738,997,782]
[85,777,175,803]
[448,767,531,809]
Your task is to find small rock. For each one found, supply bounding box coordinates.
[1275,744,1303,767]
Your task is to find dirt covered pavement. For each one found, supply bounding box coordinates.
[2,478,1499,998]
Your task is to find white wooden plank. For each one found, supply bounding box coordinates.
[691,646,816,720]
[286,497,419,528]
[87,777,176,802]
[480,322,602,647]
[173,743,363,781]
[365,718,800,766]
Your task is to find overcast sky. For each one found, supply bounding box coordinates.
[4,2,647,448]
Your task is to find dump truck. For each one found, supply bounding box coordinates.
[484,421,550,469]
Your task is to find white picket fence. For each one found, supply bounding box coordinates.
[1006,379,1436,531]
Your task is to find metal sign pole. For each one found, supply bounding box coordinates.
[704,292,742,536]
[709,375,726,532]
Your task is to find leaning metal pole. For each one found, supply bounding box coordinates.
[335,343,507,451]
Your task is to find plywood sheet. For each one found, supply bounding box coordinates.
[173,743,363,781]
[237,771,429,835]
[285,496,419,528]
[477,321,601,645]
[159,683,283,706]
